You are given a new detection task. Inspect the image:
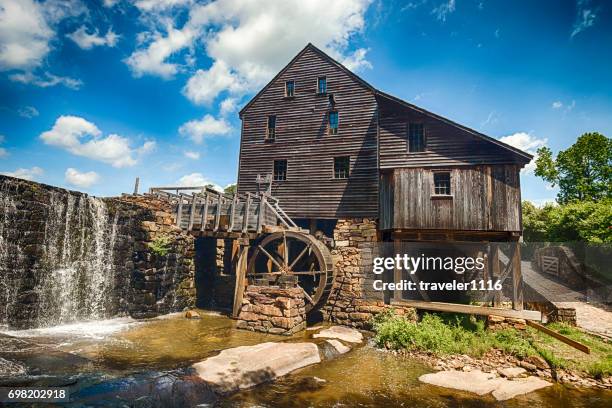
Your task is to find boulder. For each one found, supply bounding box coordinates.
[492,376,553,401]
[325,339,351,355]
[184,310,201,319]
[498,367,527,379]
[313,326,363,343]
[192,342,321,393]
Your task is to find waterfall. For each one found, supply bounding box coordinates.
[0,177,122,328]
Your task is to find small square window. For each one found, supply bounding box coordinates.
[408,123,425,152]
[333,156,349,179]
[434,172,451,195]
[285,80,294,97]
[273,159,287,181]
[317,76,327,94]
[328,111,339,135]
[266,115,276,140]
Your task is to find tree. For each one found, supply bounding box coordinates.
[535,132,612,204]
[224,183,237,195]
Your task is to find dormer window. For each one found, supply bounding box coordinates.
[317,76,327,94]
[408,123,425,152]
[328,111,339,135]
[266,115,276,140]
[285,80,295,97]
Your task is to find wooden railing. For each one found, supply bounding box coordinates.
[148,186,297,233]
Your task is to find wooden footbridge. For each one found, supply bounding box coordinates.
[146,185,335,318]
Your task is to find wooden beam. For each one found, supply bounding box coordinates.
[242,193,252,232]
[526,320,590,354]
[188,194,197,231]
[490,245,501,307]
[232,244,249,318]
[214,193,222,232]
[200,192,209,231]
[391,299,542,321]
[175,195,184,228]
[229,194,238,231]
[512,242,524,311]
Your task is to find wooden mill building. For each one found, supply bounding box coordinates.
[234,43,532,322]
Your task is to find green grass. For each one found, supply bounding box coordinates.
[371,310,612,379]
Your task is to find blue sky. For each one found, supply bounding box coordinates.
[0,0,610,205]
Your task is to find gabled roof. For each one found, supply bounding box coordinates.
[238,43,533,163]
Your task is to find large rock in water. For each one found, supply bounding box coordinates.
[192,342,321,393]
[419,370,552,401]
[312,326,363,343]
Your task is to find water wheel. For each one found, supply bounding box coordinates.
[247,231,334,312]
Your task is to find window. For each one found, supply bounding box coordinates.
[317,76,327,94]
[328,111,339,135]
[434,172,451,195]
[266,115,276,140]
[408,123,425,152]
[333,156,350,179]
[285,80,295,97]
[273,159,287,181]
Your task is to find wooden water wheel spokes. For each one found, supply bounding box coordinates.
[247,231,334,312]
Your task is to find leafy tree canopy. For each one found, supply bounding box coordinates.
[535,132,611,204]
[224,183,237,195]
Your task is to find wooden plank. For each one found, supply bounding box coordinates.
[512,242,524,311]
[526,320,590,354]
[229,194,238,231]
[242,193,252,232]
[232,244,249,318]
[188,194,197,231]
[214,193,222,231]
[391,299,542,321]
[200,192,209,231]
[256,195,265,233]
[490,245,501,307]
[175,195,184,227]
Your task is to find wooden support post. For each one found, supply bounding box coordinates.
[242,193,252,232]
[232,240,249,318]
[393,239,402,302]
[200,192,209,231]
[188,194,197,231]
[229,194,238,231]
[214,192,222,231]
[512,241,524,311]
[256,194,265,233]
[175,195,183,228]
[490,244,501,307]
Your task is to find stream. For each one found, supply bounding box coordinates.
[1,311,610,407]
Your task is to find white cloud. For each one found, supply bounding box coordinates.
[550,100,576,114]
[184,150,200,160]
[65,167,100,188]
[18,105,39,118]
[0,148,7,158]
[40,115,155,168]
[571,0,597,38]
[178,114,231,144]
[432,0,456,22]
[499,132,547,174]
[0,0,53,71]
[134,0,193,11]
[219,97,238,116]
[9,71,83,89]
[480,110,498,129]
[67,26,119,50]
[103,0,120,7]
[129,0,372,104]
[1,166,43,181]
[176,172,222,190]
[552,101,563,109]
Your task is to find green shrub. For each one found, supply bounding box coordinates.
[148,234,173,256]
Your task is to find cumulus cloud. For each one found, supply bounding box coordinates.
[0,0,85,72]
[18,106,39,118]
[128,0,372,104]
[65,168,100,188]
[184,150,200,159]
[67,26,119,50]
[9,71,83,89]
[178,114,231,144]
[40,115,155,168]
[1,166,43,181]
[219,97,238,116]
[571,0,597,38]
[432,0,456,22]
[134,0,193,11]
[176,172,222,191]
[499,132,547,173]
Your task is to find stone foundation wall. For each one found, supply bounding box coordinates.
[237,286,306,335]
[120,195,196,318]
[486,315,528,331]
[322,218,416,328]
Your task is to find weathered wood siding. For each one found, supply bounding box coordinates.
[377,96,528,169]
[379,166,521,232]
[237,46,378,219]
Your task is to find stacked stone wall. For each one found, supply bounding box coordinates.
[237,286,306,335]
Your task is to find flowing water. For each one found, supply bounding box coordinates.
[1,312,610,407]
[0,180,121,328]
